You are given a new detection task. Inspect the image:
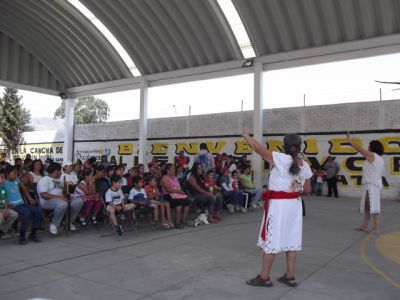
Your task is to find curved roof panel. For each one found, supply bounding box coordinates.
[233,0,400,56]
[0,0,132,91]
[1,0,400,95]
[80,0,242,75]
[0,31,61,91]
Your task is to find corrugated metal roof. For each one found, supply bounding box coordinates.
[233,0,400,56]
[0,0,132,91]
[1,0,400,94]
[0,31,60,91]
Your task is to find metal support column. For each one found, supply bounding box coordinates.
[252,62,264,189]
[63,98,77,163]
[139,80,148,164]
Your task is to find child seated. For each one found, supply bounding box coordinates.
[73,170,102,226]
[105,175,135,236]
[204,170,221,194]
[230,171,240,191]
[0,170,18,237]
[128,176,160,225]
[144,176,173,229]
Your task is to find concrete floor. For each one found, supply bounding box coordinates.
[0,196,399,300]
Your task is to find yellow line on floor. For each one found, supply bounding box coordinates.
[374,231,400,265]
[360,233,400,289]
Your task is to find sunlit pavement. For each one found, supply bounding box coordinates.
[0,196,399,300]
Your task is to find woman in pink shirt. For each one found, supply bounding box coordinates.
[160,164,190,229]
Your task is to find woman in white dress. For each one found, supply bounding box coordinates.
[242,126,312,288]
[347,132,384,234]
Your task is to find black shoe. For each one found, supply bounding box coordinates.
[326,195,332,197]
[334,195,339,198]
[18,237,27,245]
[28,234,42,243]
[115,225,123,236]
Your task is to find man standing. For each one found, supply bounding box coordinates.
[324,156,340,198]
[193,143,215,173]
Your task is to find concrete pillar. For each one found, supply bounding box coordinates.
[63,98,77,163]
[252,62,264,189]
[139,80,148,164]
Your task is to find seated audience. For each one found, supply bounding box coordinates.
[105,175,135,236]
[239,165,263,209]
[37,163,83,235]
[188,163,222,223]
[0,169,18,237]
[4,165,41,244]
[160,163,190,229]
[73,170,102,226]
[23,159,44,199]
[145,176,173,229]
[128,176,161,224]
[83,157,97,172]
[149,158,161,178]
[62,161,79,185]
[100,155,110,168]
[219,170,246,213]
[94,165,110,201]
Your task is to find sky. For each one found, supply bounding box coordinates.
[2,52,400,123]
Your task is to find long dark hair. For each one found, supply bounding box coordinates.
[162,163,174,177]
[283,134,302,176]
[369,140,384,156]
[190,162,204,186]
[30,159,44,176]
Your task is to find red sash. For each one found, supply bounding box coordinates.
[260,190,301,241]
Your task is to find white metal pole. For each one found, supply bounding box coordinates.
[139,80,148,164]
[252,62,264,189]
[63,98,77,163]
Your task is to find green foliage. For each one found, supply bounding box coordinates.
[54,96,109,124]
[0,88,32,154]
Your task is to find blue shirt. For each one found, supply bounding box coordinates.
[3,178,24,206]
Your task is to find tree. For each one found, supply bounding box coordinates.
[0,88,33,155]
[54,96,109,124]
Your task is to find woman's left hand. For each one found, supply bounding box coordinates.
[240,121,247,137]
[346,131,351,140]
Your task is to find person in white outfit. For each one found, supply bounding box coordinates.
[347,132,385,234]
[241,124,312,288]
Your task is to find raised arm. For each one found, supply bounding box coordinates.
[346,132,374,162]
[241,123,273,164]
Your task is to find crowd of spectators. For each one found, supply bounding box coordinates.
[0,143,264,245]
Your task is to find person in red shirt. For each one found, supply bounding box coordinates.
[144,176,173,229]
[174,151,190,170]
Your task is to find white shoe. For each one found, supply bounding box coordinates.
[69,223,76,231]
[240,207,247,213]
[49,224,58,235]
[198,213,209,225]
[227,204,235,214]
[194,217,202,227]
[251,203,258,210]
[258,201,264,208]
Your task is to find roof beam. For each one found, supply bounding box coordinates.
[66,32,400,98]
[0,79,60,96]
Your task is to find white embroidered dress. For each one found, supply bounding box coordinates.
[257,152,312,254]
[360,153,384,214]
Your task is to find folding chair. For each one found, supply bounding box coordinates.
[100,197,137,238]
[32,183,53,231]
